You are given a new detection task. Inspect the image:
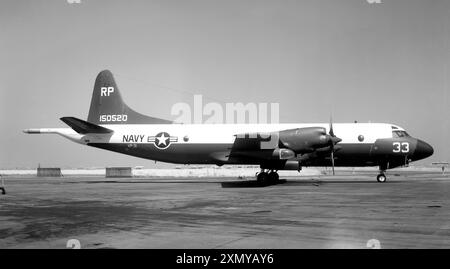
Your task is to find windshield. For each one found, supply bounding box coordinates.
[392,130,409,138]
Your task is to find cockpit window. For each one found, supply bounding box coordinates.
[392,131,409,138]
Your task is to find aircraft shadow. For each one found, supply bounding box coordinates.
[221,179,287,188]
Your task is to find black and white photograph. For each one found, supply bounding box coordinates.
[1,0,449,256]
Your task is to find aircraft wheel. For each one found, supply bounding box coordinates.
[377,174,387,183]
[268,171,279,183]
[257,172,269,184]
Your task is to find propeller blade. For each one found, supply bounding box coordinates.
[329,116,335,137]
[331,150,335,175]
[329,115,338,176]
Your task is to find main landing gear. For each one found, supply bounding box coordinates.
[256,170,279,185]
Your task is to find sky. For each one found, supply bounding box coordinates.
[0,0,449,168]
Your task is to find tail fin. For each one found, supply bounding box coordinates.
[87,70,172,125]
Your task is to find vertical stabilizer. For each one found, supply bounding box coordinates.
[87,70,171,125]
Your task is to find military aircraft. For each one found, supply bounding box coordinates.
[24,70,434,183]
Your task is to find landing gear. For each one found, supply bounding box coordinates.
[256,170,279,185]
[377,173,387,183]
[377,164,388,183]
[256,171,269,183]
[268,171,279,182]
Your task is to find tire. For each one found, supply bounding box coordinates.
[257,172,269,184]
[377,174,387,183]
[268,172,279,183]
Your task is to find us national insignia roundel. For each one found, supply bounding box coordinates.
[148,132,178,149]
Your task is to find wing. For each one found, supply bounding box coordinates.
[218,127,340,163]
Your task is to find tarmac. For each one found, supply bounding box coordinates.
[0,171,449,249]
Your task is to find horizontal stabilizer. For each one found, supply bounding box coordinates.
[23,129,42,134]
[60,117,113,134]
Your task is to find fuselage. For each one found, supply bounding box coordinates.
[46,122,434,170]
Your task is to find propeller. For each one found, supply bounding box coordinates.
[328,116,341,175]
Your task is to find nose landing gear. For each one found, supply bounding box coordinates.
[377,173,387,183]
[377,164,388,183]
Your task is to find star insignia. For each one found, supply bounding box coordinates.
[156,133,169,146]
[149,132,178,149]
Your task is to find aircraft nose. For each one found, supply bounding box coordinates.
[415,139,434,160]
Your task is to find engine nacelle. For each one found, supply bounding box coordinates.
[272,148,296,160]
[279,127,329,153]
